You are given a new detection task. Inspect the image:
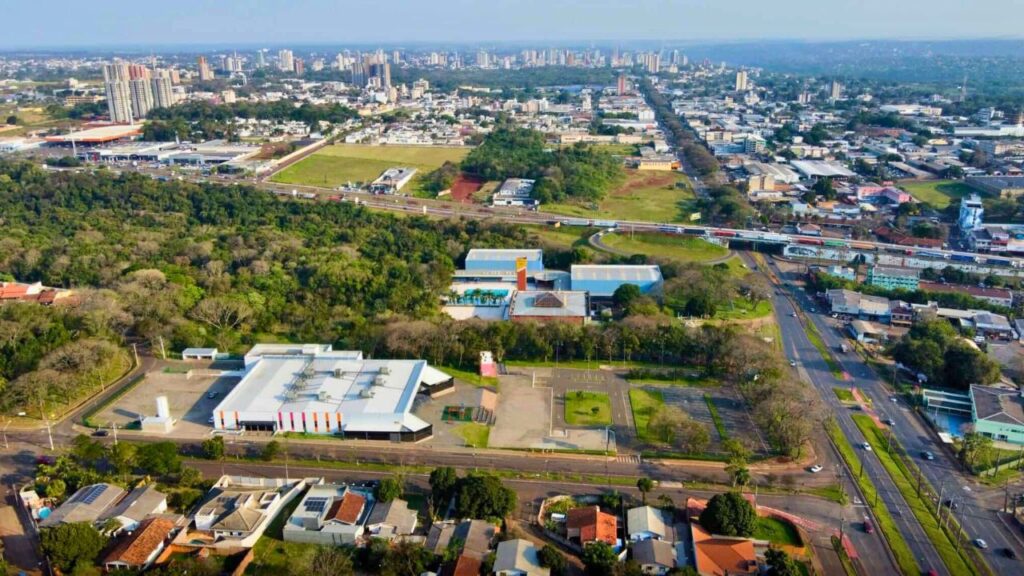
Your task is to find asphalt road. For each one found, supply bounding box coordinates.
[759,256,950,576]
[777,267,1024,575]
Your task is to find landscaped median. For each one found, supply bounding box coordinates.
[803,318,846,379]
[852,415,989,576]
[825,420,919,576]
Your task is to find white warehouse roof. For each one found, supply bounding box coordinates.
[215,346,449,434]
[466,249,543,262]
[570,265,663,283]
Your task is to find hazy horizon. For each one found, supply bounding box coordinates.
[4,0,1023,50]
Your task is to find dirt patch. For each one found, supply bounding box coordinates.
[449,174,485,203]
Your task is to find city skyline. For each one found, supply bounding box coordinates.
[3,0,1023,49]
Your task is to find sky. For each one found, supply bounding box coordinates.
[4,0,1024,49]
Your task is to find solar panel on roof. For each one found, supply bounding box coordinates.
[80,485,107,504]
[304,497,329,512]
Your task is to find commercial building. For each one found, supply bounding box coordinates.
[197,56,214,81]
[734,70,748,92]
[44,124,143,146]
[492,178,538,207]
[865,266,920,291]
[571,265,664,299]
[211,344,452,441]
[465,248,544,273]
[959,194,984,232]
[368,167,417,194]
[967,224,1024,254]
[966,176,1024,199]
[825,289,891,321]
[970,385,1024,445]
[508,291,589,325]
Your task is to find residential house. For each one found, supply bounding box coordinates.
[632,539,676,575]
[441,554,483,576]
[494,539,550,576]
[192,476,304,548]
[283,483,371,545]
[691,523,759,576]
[100,485,168,532]
[566,505,617,547]
[102,518,177,571]
[427,519,497,560]
[626,506,674,541]
[365,498,418,540]
[40,483,127,528]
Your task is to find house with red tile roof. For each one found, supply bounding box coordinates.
[566,505,618,546]
[691,523,760,576]
[102,517,177,571]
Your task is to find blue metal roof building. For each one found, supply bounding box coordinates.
[570,265,663,298]
[465,249,545,273]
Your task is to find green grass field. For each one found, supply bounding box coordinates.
[541,170,695,222]
[754,517,803,546]
[564,391,612,426]
[454,422,490,448]
[525,225,597,250]
[629,389,665,442]
[713,299,773,321]
[852,415,981,576]
[899,180,974,209]
[601,233,729,263]
[437,365,499,389]
[833,387,856,402]
[271,144,469,191]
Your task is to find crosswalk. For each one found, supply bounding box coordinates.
[616,454,642,464]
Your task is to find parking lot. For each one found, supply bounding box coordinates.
[93,369,239,437]
[647,386,770,455]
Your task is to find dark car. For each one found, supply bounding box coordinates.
[999,548,1017,559]
[921,450,935,461]
[944,499,959,510]
[863,517,874,534]
[92,429,109,437]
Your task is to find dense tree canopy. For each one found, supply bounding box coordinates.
[40,522,108,572]
[461,127,623,202]
[891,320,1000,389]
[144,100,358,140]
[699,492,757,537]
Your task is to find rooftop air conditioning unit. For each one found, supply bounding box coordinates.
[379,366,391,375]
[334,368,343,377]
[374,375,387,386]
[359,388,375,398]
[318,390,330,401]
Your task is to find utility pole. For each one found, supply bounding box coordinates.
[936,482,946,516]
[132,342,139,366]
[111,422,118,445]
[158,336,166,360]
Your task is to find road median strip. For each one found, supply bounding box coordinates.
[825,420,918,576]
[852,415,990,576]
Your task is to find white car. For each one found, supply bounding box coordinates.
[861,442,872,451]
[809,464,823,473]
[974,539,988,549]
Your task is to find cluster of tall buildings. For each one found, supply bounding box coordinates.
[103,62,176,124]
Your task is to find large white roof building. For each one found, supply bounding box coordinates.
[213,345,451,441]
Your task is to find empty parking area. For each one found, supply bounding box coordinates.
[93,369,239,437]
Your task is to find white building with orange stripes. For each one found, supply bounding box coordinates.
[212,344,451,441]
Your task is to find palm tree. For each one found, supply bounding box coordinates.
[636,477,654,505]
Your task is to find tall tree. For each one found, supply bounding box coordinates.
[699,492,757,537]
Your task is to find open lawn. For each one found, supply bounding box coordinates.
[754,517,803,546]
[453,422,490,448]
[601,232,729,263]
[564,391,612,426]
[525,225,596,250]
[541,170,695,222]
[899,180,973,209]
[437,365,499,389]
[713,298,772,321]
[271,144,469,193]
[629,389,665,442]
[833,387,856,402]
